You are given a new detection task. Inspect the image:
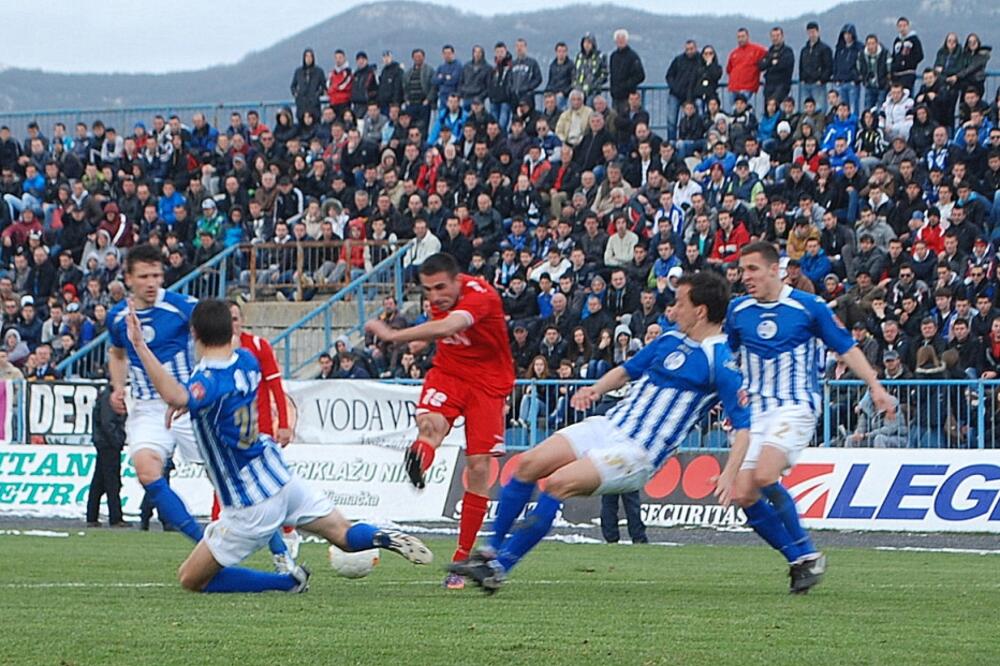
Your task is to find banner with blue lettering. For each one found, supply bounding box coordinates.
[788,449,1000,533]
[284,380,467,449]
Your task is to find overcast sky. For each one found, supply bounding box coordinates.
[2,0,845,74]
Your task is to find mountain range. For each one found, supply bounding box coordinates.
[1,0,998,113]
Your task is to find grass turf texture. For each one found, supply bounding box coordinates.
[2,531,996,665]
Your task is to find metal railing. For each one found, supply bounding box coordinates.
[241,239,402,302]
[270,240,412,378]
[2,74,998,141]
[374,377,1000,451]
[56,243,241,378]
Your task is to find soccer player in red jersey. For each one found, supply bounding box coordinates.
[209,302,298,569]
[364,253,515,589]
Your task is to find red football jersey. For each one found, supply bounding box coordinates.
[240,331,288,437]
[430,274,515,397]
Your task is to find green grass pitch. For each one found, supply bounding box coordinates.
[1,531,997,665]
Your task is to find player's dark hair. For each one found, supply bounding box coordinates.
[418,253,460,277]
[676,271,730,324]
[740,241,780,266]
[125,244,164,274]
[190,299,233,347]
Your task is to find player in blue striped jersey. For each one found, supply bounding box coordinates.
[107,245,204,543]
[450,271,751,593]
[727,242,895,593]
[125,298,433,593]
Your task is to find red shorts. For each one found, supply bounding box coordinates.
[418,368,508,457]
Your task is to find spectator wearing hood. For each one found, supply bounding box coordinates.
[3,328,29,367]
[609,29,645,115]
[612,323,642,366]
[574,33,608,103]
[290,48,326,124]
[832,24,863,113]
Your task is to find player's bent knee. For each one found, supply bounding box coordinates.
[752,469,779,490]
[177,565,203,592]
[133,454,164,486]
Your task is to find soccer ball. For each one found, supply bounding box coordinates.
[328,545,379,578]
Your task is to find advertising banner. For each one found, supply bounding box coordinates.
[283,380,467,449]
[445,449,1000,533]
[0,443,459,521]
[26,381,102,445]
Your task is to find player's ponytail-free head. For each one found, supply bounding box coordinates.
[419,252,460,278]
[190,299,234,347]
[740,241,780,266]
[125,243,164,274]
[676,271,730,324]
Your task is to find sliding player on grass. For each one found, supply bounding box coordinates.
[728,242,895,593]
[450,271,750,593]
[364,252,514,590]
[126,297,432,593]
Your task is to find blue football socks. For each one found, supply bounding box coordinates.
[267,531,288,557]
[202,567,297,593]
[344,523,390,551]
[496,492,561,572]
[762,482,816,558]
[744,497,803,563]
[489,477,536,552]
[143,477,203,542]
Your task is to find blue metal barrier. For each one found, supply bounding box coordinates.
[270,241,412,378]
[383,377,1000,451]
[56,243,241,378]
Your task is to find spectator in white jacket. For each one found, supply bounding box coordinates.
[403,218,441,281]
[880,83,914,140]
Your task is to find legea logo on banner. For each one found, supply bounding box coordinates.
[787,450,1000,532]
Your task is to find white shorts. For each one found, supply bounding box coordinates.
[126,398,201,465]
[741,404,817,472]
[560,417,654,495]
[204,476,334,567]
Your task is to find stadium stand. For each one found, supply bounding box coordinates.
[1,21,1000,446]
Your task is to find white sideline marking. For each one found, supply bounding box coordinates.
[0,529,71,538]
[0,582,170,589]
[875,546,1000,556]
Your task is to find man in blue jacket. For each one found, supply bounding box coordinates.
[434,45,463,107]
[800,237,832,292]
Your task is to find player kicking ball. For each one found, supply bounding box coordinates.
[727,242,895,593]
[364,253,514,590]
[450,271,750,594]
[125,297,432,593]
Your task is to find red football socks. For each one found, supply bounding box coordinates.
[454,491,489,562]
[410,439,437,472]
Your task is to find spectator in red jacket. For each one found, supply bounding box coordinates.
[327,49,353,119]
[708,208,751,266]
[726,28,768,107]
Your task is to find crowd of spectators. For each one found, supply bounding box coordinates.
[2,19,1000,430]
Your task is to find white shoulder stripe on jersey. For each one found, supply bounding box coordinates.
[156,300,183,317]
[777,295,808,312]
[731,298,758,314]
[451,310,475,326]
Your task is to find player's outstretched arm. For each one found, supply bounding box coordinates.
[124,300,190,410]
[364,312,470,345]
[838,347,896,420]
[570,366,630,411]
